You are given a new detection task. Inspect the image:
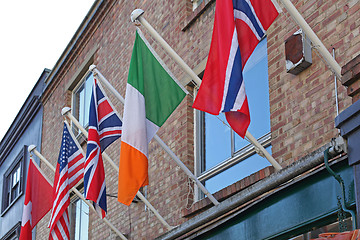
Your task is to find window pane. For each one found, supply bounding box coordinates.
[74,72,94,128]
[204,113,231,170]
[80,201,89,240]
[83,73,94,127]
[15,165,21,184]
[200,38,271,196]
[75,200,81,239]
[75,199,89,240]
[11,187,18,201]
[12,170,18,187]
[235,38,271,151]
[78,87,85,126]
[10,165,20,201]
[205,146,272,194]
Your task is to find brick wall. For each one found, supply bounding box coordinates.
[38,0,215,239]
[37,0,360,239]
[267,0,358,166]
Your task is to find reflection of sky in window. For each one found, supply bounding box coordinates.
[204,38,271,192]
[235,38,271,150]
[205,113,231,170]
[75,199,89,240]
[206,146,271,194]
[84,73,93,126]
[79,73,94,127]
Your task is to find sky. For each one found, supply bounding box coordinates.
[0,0,96,140]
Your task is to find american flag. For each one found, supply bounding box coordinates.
[48,121,85,240]
[84,77,122,218]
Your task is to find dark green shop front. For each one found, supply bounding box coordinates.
[197,159,355,240]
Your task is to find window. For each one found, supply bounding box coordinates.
[196,38,272,195]
[72,72,94,129]
[1,148,25,214]
[0,222,21,240]
[70,198,89,240]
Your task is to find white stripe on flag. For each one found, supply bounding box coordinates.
[234,9,262,40]
[221,28,239,112]
[122,84,159,156]
[56,220,68,240]
[50,180,68,227]
[244,0,265,33]
[231,81,246,111]
[84,148,100,195]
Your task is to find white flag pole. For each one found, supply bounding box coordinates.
[278,0,342,79]
[129,10,283,171]
[27,145,128,240]
[131,9,201,87]
[90,66,221,205]
[61,107,174,230]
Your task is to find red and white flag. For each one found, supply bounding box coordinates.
[19,157,53,240]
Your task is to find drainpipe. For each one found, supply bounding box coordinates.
[324,146,357,230]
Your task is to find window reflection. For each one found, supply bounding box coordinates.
[200,38,271,195]
[73,72,94,132]
[74,199,89,240]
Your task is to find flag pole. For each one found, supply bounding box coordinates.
[27,145,128,240]
[90,65,221,205]
[61,107,174,230]
[129,10,283,171]
[277,0,342,79]
[131,9,201,87]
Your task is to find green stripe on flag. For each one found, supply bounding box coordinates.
[127,30,186,127]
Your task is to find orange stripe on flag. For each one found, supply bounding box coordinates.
[118,141,149,206]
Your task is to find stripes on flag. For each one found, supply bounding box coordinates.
[84,77,122,218]
[118,29,186,206]
[49,121,85,240]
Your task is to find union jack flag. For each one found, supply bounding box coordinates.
[84,77,122,218]
[193,0,278,138]
[49,121,85,240]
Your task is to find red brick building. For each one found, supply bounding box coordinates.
[33,0,360,239]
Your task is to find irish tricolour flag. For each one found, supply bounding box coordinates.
[118,30,188,205]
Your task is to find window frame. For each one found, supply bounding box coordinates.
[194,37,272,199]
[71,71,94,131]
[69,196,89,240]
[65,46,96,138]
[0,222,21,240]
[1,147,26,215]
[196,118,271,182]
[195,110,271,198]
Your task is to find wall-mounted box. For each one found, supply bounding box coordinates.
[285,29,312,75]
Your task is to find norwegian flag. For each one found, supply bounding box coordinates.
[48,121,85,240]
[193,0,278,138]
[84,78,122,218]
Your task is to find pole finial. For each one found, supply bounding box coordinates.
[61,107,71,116]
[131,9,144,23]
[89,64,97,72]
[28,145,37,153]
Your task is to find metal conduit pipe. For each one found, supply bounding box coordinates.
[324,147,356,230]
[157,137,346,240]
